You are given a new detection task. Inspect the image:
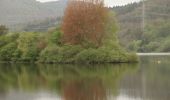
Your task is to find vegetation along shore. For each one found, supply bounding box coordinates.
[0,0,138,64]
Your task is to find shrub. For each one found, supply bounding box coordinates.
[47,27,63,45]
[17,32,40,61]
[0,42,17,61]
[0,33,19,48]
[0,35,9,48]
[145,42,160,52]
[39,45,60,63]
[128,40,142,51]
[37,35,47,51]
[158,38,170,52]
[12,49,22,61]
[75,48,101,64]
[39,45,83,63]
[126,53,139,62]
[75,48,122,64]
[57,45,83,63]
[75,47,138,64]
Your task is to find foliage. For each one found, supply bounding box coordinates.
[62,0,110,47]
[142,21,170,52]
[157,38,170,52]
[47,27,63,45]
[75,48,104,63]
[39,45,60,63]
[0,33,19,48]
[111,0,170,52]
[0,1,138,63]
[144,42,160,52]
[39,45,83,63]
[17,32,40,61]
[0,42,17,61]
[128,40,142,51]
[36,34,47,51]
[0,31,137,63]
[39,46,137,64]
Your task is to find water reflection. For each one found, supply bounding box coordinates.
[120,56,170,100]
[0,63,138,100]
[0,56,170,100]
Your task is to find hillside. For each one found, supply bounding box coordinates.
[112,0,170,52]
[0,0,67,31]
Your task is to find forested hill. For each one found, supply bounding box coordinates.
[112,0,170,52]
[0,0,67,31]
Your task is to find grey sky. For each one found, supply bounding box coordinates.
[37,0,141,6]
[105,0,141,6]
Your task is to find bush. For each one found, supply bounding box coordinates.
[17,32,40,61]
[158,38,170,52]
[57,45,83,63]
[75,48,136,64]
[128,40,142,51]
[126,53,139,62]
[75,48,101,64]
[12,49,22,61]
[0,28,138,63]
[0,42,17,61]
[75,49,101,64]
[48,28,63,45]
[145,42,160,52]
[0,35,9,48]
[39,43,138,64]
[39,45,60,63]
[0,33,19,48]
[39,45,83,63]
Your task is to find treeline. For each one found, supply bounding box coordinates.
[0,26,137,63]
[112,0,170,52]
[0,0,138,63]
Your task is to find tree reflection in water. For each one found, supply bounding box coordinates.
[63,79,106,100]
[0,63,138,100]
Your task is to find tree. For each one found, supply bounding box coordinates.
[62,0,110,47]
[0,25,8,35]
[17,32,39,61]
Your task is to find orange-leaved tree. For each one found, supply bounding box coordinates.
[62,0,110,47]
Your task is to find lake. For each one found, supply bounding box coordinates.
[0,56,170,100]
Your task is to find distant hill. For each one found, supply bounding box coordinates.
[0,0,67,31]
[112,0,170,52]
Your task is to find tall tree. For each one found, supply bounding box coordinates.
[62,0,110,47]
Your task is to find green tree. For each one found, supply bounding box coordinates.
[47,27,63,45]
[17,32,39,61]
[0,42,17,61]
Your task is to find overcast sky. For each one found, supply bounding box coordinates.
[36,0,141,6]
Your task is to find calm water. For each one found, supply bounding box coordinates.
[0,56,170,100]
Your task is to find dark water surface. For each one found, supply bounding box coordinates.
[0,56,170,100]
